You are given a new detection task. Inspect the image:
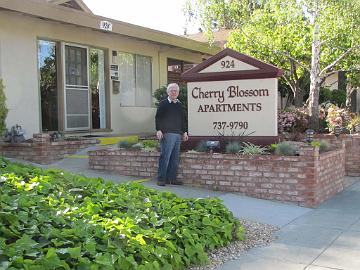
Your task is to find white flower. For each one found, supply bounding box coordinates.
[29,182,39,189]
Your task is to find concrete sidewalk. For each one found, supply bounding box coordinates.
[217,180,360,270]
[8,145,360,270]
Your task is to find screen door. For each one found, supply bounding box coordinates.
[64,44,90,130]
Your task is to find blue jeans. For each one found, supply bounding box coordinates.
[157,133,181,183]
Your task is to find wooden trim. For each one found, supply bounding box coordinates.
[57,41,65,132]
[104,49,111,130]
[181,70,283,82]
[182,136,279,150]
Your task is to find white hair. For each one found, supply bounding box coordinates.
[166,83,180,94]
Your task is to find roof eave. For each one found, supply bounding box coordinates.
[0,0,220,55]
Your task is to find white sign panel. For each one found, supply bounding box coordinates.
[199,55,259,73]
[110,64,119,80]
[187,78,278,136]
[100,21,113,31]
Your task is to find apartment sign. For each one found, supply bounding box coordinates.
[181,48,283,137]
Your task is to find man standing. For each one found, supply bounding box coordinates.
[155,83,188,186]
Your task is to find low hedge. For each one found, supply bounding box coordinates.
[0,160,244,269]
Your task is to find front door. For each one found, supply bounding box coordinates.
[64,44,90,131]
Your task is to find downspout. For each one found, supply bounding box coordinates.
[158,50,161,89]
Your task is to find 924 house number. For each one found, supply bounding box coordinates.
[221,60,235,69]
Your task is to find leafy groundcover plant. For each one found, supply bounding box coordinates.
[0,160,244,270]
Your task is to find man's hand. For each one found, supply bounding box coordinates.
[182,132,188,142]
[156,130,163,140]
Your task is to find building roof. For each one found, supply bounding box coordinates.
[0,0,221,56]
[47,0,93,14]
[184,29,232,48]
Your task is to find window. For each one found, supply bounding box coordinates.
[38,40,58,131]
[167,58,195,85]
[118,52,152,107]
[90,48,106,129]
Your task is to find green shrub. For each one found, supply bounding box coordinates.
[142,139,159,149]
[319,88,346,107]
[0,79,8,135]
[225,141,241,154]
[195,140,208,152]
[275,141,298,156]
[269,143,278,153]
[311,140,330,153]
[240,142,268,155]
[131,142,144,150]
[0,160,244,269]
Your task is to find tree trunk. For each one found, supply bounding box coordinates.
[346,83,354,110]
[308,6,321,130]
[293,86,305,107]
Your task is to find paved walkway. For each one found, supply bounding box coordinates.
[218,180,360,270]
[9,145,360,270]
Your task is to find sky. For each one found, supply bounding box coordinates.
[83,0,200,36]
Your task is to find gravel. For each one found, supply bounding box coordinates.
[187,218,279,270]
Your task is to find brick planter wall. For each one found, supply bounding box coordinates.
[89,144,345,207]
[0,133,98,164]
[315,134,360,176]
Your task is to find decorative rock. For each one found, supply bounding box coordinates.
[187,219,279,270]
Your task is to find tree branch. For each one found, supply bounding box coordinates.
[320,45,360,76]
[234,27,311,72]
[273,50,311,72]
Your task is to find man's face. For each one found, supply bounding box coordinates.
[168,88,179,101]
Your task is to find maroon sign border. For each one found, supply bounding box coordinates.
[181,48,283,82]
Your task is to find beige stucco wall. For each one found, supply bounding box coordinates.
[0,10,204,137]
[0,12,40,139]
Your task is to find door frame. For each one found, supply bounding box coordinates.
[62,42,91,131]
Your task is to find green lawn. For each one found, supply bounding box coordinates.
[0,160,244,270]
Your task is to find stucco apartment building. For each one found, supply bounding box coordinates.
[0,0,219,138]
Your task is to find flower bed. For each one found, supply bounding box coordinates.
[0,133,98,164]
[0,160,243,269]
[89,143,346,207]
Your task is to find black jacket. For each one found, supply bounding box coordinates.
[155,98,187,134]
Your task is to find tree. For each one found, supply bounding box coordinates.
[185,0,263,31]
[226,0,312,106]
[304,0,360,128]
[186,0,360,129]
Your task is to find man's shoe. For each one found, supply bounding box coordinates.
[171,180,183,185]
[157,181,166,186]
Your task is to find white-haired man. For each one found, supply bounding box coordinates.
[155,83,188,186]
